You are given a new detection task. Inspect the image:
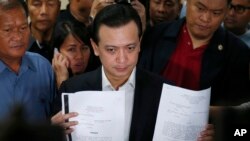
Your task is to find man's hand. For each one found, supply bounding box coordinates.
[197,124,215,141]
[51,111,79,134]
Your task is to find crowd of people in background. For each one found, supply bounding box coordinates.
[0,0,249,140]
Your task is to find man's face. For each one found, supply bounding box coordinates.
[74,0,93,22]
[91,21,140,82]
[150,0,181,25]
[224,0,250,33]
[186,0,228,40]
[27,0,60,32]
[0,8,30,61]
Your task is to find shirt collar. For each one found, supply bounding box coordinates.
[0,52,37,74]
[22,52,37,72]
[102,66,136,91]
[0,60,6,73]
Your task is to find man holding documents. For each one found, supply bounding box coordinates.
[52,4,213,141]
[139,0,250,107]
[139,0,250,140]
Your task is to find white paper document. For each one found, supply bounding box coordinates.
[153,84,211,141]
[62,91,125,141]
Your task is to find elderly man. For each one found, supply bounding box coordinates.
[0,0,55,122]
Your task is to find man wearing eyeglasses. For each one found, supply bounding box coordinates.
[224,0,250,48]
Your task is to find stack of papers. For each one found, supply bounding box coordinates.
[153,84,211,141]
[62,91,125,141]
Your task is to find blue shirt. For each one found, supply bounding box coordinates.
[0,52,55,122]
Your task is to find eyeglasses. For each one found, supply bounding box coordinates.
[228,3,250,14]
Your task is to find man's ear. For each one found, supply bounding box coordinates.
[90,38,99,56]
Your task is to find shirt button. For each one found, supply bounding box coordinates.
[218,44,223,51]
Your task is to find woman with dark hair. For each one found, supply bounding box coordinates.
[52,21,100,88]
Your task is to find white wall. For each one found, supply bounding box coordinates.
[60,0,69,10]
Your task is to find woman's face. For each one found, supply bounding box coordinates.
[59,34,90,75]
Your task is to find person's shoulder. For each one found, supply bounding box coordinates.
[59,68,101,92]
[68,69,99,83]
[136,67,168,84]
[226,29,249,51]
[24,52,51,67]
[135,68,170,97]
[25,51,49,61]
[152,18,184,33]
[214,27,249,52]
[240,30,250,48]
[143,18,184,43]
[242,30,250,40]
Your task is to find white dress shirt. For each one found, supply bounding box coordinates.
[102,66,136,141]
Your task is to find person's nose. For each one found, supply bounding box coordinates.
[116,49,127,64]
[157,3,166,13]
[200,11,211,23]
[11,30,22,41]
[75,49,84,60]
[227,8,236,16]
[40,3,48,15]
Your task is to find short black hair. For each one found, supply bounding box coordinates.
[53,21,91,50]
[91,4,142,44]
